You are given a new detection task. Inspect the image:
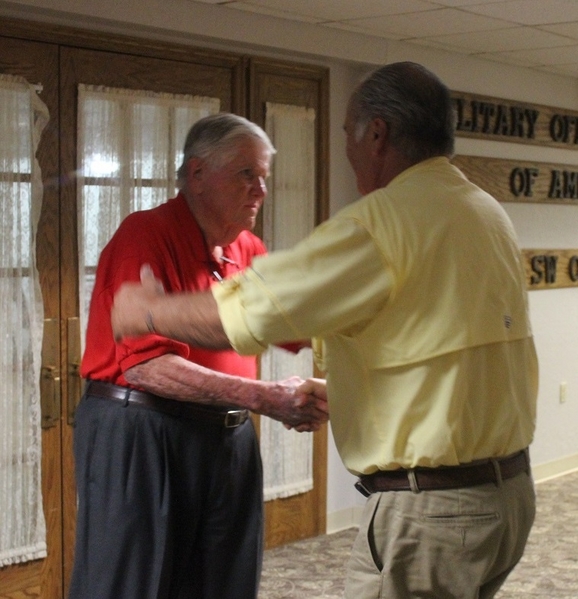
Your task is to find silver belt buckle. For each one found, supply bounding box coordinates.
[224,409,248,428]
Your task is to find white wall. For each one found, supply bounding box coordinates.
[2,0,577,530]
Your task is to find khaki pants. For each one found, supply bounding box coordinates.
[345,472,535,599]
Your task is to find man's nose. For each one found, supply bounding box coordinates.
[254,176,267,196]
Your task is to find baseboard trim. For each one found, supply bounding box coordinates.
[326,506,363,534]
[325,453,578,533]
[532,453,578,483]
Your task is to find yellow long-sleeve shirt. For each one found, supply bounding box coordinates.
[213,157,538,475]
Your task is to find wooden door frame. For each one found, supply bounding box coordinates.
[248,56,330,548]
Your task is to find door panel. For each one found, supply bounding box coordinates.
[58,45,244,594]
[248,58,330,548]
[0,36,62,599]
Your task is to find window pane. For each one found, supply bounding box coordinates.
[80,96,121,178]
[131,101,169,181]
[0,87,31,174]
[81,184,121,267]
[0,183,31,268]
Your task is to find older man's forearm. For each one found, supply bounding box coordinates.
[153,291,231,349]
[112,281,231,349]
[144,291,231,349]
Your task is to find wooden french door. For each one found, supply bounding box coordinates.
[58,45,244,596]
[0,17,329,599]
[0,33,63,599]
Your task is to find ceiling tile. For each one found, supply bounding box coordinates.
[347,8,513,39]
[324,21,393,39]
[540,21,578,40]
[230,0,438,22]
[423,26,577,53]
[429,0,499,5]
[494,44,578,66]
[227,2,320,22]
[473,52,536,68]
[540,63,578,77]
[463,0,578,26]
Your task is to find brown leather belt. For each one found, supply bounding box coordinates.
[355,449,530,495]
[85,380,249,428]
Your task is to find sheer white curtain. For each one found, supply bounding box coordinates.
[77,85,220,342]
[0,75,48,566]
[261,102,317,500]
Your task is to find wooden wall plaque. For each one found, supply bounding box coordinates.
[523,249,578,290]
[449,93,578,291]
[452,155,578,206]
[452,91,578,149]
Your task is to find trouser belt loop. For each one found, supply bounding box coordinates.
[523,447,531,474]
[122,387,131,408]
[491,458,503,487]
[408,470,421,494]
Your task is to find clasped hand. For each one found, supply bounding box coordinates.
[279,377,329,433]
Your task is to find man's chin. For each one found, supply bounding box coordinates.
[244,216,258,231]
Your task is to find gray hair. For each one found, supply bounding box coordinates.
[350,62,455,162]
[177,113,276,187]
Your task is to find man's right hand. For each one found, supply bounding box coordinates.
[258,376,328,433]
[290,377,329,432]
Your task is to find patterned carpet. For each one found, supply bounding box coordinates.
[260,470,578,598]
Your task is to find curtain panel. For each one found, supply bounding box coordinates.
[0,74,48,567]
[261,102,317,501]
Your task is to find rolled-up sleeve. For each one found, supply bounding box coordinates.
[212,216,393,355]
[212,274,269,355]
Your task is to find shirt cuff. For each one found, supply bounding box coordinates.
[116,334,190,372]
[212,277,268,356]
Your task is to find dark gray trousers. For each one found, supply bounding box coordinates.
[68,394,263,599]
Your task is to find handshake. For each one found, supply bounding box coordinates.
[259,376,329,433]
[111,265,328,433]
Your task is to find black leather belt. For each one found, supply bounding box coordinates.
[355,449,530,496]
[85,380,249,428]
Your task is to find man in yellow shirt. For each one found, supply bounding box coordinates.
[112,62,538,599]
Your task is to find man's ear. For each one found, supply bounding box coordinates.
[186,156,204,192]
[370,118,388,152]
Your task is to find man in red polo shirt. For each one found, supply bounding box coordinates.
[68,113,328,599]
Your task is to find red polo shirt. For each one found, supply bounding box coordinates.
[81,193,266,386]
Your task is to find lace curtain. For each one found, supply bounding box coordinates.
[0,75,48,566]
[261,102,317,500]
[77,85,220,342]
